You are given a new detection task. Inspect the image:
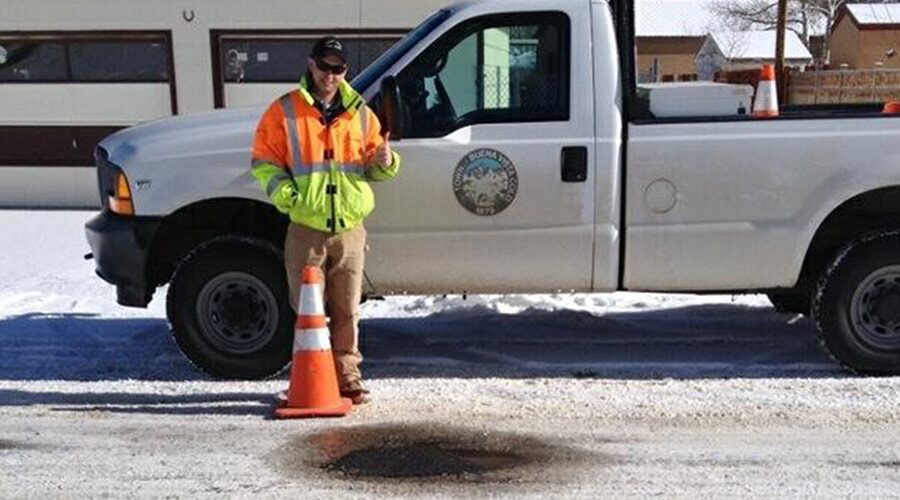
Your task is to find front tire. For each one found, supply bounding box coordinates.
[167,235,293,379]
[813,229,900,375]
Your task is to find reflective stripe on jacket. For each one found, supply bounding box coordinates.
[251,77,400,233]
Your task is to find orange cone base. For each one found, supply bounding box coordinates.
[274,397,353,419]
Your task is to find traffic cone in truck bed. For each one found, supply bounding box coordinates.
[752,64,779,118]
[274,265,352,419]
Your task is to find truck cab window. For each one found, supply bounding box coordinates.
[396,12,569,138]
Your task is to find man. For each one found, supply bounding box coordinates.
[250,36,400,404]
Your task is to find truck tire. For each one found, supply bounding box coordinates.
[767,292,811,315]
[813,229,900,375]
[167,235,293,379]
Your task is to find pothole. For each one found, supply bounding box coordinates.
[320,437,528,478]
[274,423,607,485]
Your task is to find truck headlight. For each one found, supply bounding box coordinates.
[109,171,134,216]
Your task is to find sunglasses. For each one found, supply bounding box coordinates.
[314,58,348,75]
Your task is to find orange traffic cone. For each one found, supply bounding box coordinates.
[274,265,352,419]
[752,64,779,118]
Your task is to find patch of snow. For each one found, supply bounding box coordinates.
[846,3,900,26]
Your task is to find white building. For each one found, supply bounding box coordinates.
[0,0,447,208]
[696,31,814,81]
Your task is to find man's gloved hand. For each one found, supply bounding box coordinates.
[271,181,298,214]
[373,131,392,167]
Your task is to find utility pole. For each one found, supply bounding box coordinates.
[775,0,788,102]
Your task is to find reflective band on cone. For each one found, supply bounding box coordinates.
[298,283,324,319]
[293,326,331,352]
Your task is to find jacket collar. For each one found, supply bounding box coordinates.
[298,76,363,116]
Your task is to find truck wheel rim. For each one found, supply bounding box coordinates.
[196,272,279,354]
[850,265,900,351]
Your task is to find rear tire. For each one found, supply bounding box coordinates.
[767,292,811,315]
[813,229,900,375]
[167,235,292,379]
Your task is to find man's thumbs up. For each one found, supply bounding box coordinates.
[374,131,392,167]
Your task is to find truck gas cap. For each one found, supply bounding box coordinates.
[644,179,678,214]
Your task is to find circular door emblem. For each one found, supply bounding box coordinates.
[452,148,518,216]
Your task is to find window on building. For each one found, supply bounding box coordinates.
[0,42,67,81]
[220,36,401,83]
[395,12,570,139]
[0,35,171,83]
[69,41,169,81]
[222,39,311,83]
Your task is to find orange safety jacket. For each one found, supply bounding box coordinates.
[251,77,400,233]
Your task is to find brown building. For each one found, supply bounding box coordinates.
[830,4,900,69]
[635,0,720,82]
[636,37,706,82]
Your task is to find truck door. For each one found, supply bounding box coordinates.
[365,5,597,294]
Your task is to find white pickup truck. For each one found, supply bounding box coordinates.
[85,0,900,379]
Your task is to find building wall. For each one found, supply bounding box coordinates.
[830,16,861,68]
[636,37,705,81]
[0,168,97,208]
[858,30,900,69]
[0,0,446,208]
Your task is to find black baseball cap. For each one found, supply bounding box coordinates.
[311,36,347,63]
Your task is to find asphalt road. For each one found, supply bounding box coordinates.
[2,308,900,497]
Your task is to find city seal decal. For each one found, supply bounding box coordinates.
[452,148,518,216]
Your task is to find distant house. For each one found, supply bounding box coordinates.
[830,3,900,69]
[695,31,814,80]
[635,0,719,82]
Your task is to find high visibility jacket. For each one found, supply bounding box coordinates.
[251,77,400,233]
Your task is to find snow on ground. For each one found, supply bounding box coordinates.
[0,209,828,381]
[2,210,899,498]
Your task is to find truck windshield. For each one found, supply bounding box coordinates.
[353,8,451,93]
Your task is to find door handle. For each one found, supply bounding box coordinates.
[561,146,587,183]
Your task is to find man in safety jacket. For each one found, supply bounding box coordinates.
[250,36,400,404]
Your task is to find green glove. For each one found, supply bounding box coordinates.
[271,181,298,214]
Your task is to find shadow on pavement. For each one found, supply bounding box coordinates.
[362,302,843,380]
[0,313,198,382]
[0,389,276,416]
[0,303,844,384]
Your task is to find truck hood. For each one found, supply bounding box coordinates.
[99,106,265,168]
[97,106,270,216]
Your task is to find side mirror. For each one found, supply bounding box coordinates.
[379,75,404,140]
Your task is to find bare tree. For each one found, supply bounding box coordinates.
[712,0,811,40]
[711,0,900,64]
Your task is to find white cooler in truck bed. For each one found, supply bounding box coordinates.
[638,82,755,118]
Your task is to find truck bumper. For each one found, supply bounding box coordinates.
[84,211,162,307]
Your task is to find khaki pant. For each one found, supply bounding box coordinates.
[284,223,366,390]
